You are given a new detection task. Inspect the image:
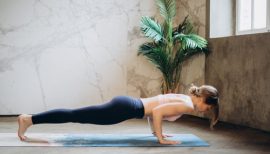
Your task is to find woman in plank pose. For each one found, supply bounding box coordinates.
[18,84,219,145]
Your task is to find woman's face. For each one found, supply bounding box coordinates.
[194,96,211,112]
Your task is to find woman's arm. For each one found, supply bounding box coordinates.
[152,103,192,145]
[148,116,173,138]
[147,117,155,134]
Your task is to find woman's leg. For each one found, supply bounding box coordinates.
[31,99,131,125]
[18,96,144,141]
[18,102,116,141]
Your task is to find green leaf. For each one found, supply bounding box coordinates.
[156,0,176,21]
[138,42,170,76]
[174,33,207,49]
[140,16,163,42]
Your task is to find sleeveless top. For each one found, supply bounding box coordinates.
[158,93,194,121]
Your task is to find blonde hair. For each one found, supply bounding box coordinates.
[188,84,219,130]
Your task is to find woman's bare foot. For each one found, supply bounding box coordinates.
[17,114,33,141]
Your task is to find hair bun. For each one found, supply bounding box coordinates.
[189,84,199,96]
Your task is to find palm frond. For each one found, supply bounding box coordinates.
[138,42,170,75]
[173,33,207,50]
[156,0,176,21]
[180,47,207,63]
[140,16,163,42]
[172,46,209,76]
[182,48,206,61]
[173,15,194,34]
[162,21,169,42]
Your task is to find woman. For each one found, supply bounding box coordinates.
[18,84,219,145]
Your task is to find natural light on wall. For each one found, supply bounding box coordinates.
[237,0,269,35]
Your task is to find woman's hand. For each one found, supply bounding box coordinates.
[159,139,181,145]
[152,132,180,145]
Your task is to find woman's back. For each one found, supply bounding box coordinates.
[140,93,194,121]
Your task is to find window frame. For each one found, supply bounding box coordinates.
[236,0,270,35]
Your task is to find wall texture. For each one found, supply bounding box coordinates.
[0,0,159,114]
[0,0,207,114]
[176,0,207,119]
[206,33,270,131]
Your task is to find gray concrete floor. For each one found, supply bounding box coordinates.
[0,115,269,154]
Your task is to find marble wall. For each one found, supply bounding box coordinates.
[0,0,153,114]
[0,0,207,114]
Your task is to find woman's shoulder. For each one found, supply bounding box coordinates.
[159,93,186,95]
[160,93,189,98]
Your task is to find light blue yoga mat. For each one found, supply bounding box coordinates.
[0,133,209,147]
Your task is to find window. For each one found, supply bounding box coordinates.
[236,0,270,35]
[209,0,234,38]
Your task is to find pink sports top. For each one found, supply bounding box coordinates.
[158,93,194,121]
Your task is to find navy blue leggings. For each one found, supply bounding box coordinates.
[31,96,145,125]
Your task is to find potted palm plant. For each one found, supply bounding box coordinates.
[137,0,209,94]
